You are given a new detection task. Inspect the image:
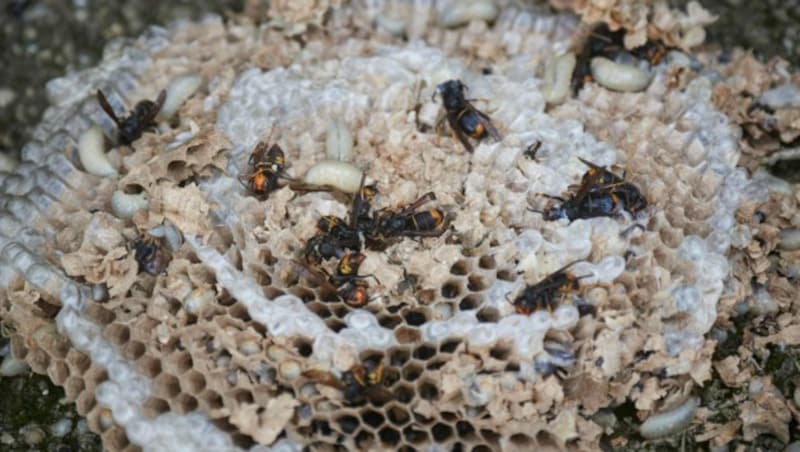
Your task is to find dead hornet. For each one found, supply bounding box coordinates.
[512,262,589,314]
[132,233,170,276]
[304,215,361,263]
[239,140,293,198]
[292,253,378,307]
[368,192,447,242]
[571,23,669,94]
[303,357,392,404]
[530,158,647,221]
[433,79,501,152]
[97,89,166,145]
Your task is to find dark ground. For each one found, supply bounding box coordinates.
[0,0,797,450]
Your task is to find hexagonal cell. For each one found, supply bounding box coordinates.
[335,414,360,435]
[456,420,478,441]
[121,340,146,361]
[393,383,415,404]
[63,376,85,400]
[467,274,490,292]
[478,254,497,270]
[378,426,401,446]
[141,397,170,417]
[536,430,560,449]
[65,348,91,376]
[290,286,317,303]
[136,354,162,379]
[152,373,181,399]
[325,318,347,332]
[510,432,536,449]
[165,350,193,375]
[377,314,403,330]
[449,260,472,275]
[385,403,411,427]
[75,390,96,416]
[228,388,254,405]
[199,389,224,411]
[458,294,482,311]
[441,280,463,299]
[27,348,50,373]
[480,429,501,447]
[432,422,454,442]
[402,425,429,445]
[496,268,517,282]
[394,326,421,344]
[439,338,462,354]
[103,323,130,347]
[355,429,376,449]
[417,380,439,401]
[47,359,69,385]
[387,347,411,367]
[401,362,423,382]
[402,309,429,326]
[412,343,436,361]
[83,303,116,325]
[227,303,251,322]
[173,392,199,413]
[101,425,129,451]
[472,446,493,452]
[180,369,207,394]
[306,301,332,319]
[81,365,108,387]
[476,306,500,323]
[359,408,386,429]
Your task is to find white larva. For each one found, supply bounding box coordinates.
[778,229,800,251]
[110,190,148,219]
[590,57,652,92]
[302,160,363,193]
[183,288,215,314]
[78,125,118,177]
[436,0,499,28]
[639,397,699,439]
[541,52,577,105]
[0,153,18,172]
[325,119,354,162]
[0,353,30,377]
[148,221,183,251]
[158,73,203,119]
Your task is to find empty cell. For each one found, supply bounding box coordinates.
[63,376,85,400]
[394,383,415,403]
[377,314,402,329]
[173,392,199,413]
[385,403,411,426]
[142,397,170,416]
[412,344,436,360]
[478,255,496,269]
[306,301,332,319]
[402,363,423,382]
[480,429,501,447]
[458,294,482,310]
[166,351,194,374]
[489,343,511,361]
[439,339,462,354]
[476,307,499,323]
[403,309,428,326]
[335,415,360,434]
[394,326,421,344]
[417,380,439,401]
[495,268,516,282]
[450,260,471,275]
[65,349,91,375]
[136,355,162,378]
[467,274,489,291]
[294,338,314,357]
[227,303,251,321]
[47,359,69,385]
[355,430,375,448]
[441,280,462,299]
[121,341,146,361]
[388,347,410,367]
[378,426,401,446]
[510,432,535,448]
[200,389,224,410]
[152,373,181,399]
[101,425,129,451]
[180,369,206,393]
[83,304,116,325]
[456,421,477,440]
[432,422,454,442]
[402,426,429,445]
[360,408,386,428]
[536,430,560,449]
